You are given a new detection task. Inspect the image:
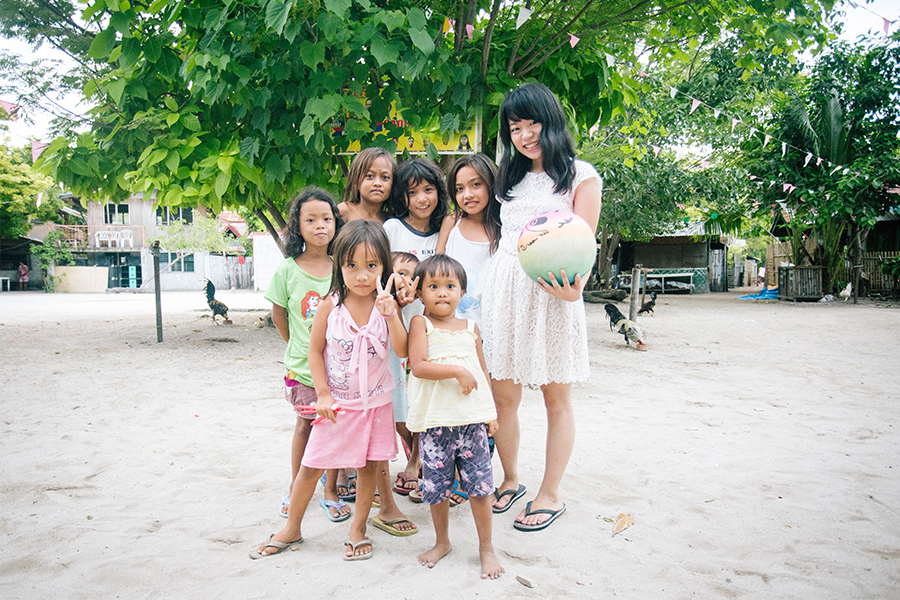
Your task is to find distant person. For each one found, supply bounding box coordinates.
[17,261,28,291]
[758,266,766,287]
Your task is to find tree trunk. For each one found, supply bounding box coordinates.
[254,208,287,257]
[596,224,621,289]
[266,199,288,230]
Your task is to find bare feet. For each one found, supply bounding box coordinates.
[480,547,505,579]
[417,542,451,568]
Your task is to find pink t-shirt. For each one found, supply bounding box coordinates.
[324,296,394,413]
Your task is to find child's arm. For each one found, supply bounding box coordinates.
[408,315,478,395]
[272,303,289,343]
[376,274,408,358]
[435,213,456,254]
[308,296,338,422]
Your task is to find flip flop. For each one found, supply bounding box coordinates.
[339,474,356,502]
[370,515,418,537]
[409,480,424,503]
[491,484,526,514]
[320,498,351,522]
[344,538,373,561]
[279,494,290,518]
[513,501,567,532]
[249,534,303,559]
[392,472,418,496]
[449,480,469,507]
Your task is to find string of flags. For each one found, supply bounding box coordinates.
[846,1,896,36]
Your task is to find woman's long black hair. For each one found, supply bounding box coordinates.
[496,83,576,201]
[284,186,343,257]
[386,159,450,234]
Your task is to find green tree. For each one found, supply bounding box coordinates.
[0,143,53,239]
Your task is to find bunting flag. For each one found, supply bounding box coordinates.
[783,183,791,193]
[31,140,48,162]
[0,99,18,121]
[831,165,842,175]
[781,142,787,157]
[466,24,474,39]
[816,157,823,166]
[713,108,721,119]
[516,6,532,29]
[885,18,892,35]
[651,145,661,158]
[700,160,709,169]
[36,192,43,208]
[804,152,813,167]
[605,53,616,67]
[763,134,771,149]
[569,33,580,48]
[670,86,678,99]
[731,118,739,134]
[442,17,451,34]
[749,175,757,180]
[690,98,701,114]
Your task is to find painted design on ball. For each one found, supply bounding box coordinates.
[518,210,596,285]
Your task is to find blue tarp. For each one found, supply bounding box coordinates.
[736,287,779,300]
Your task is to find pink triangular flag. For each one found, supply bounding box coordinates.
[651,145,661,158]
[0,99,18,121]
[638,71,649,78]
[466,24,474,39]
[569,33,579,48]
[885,18,892,35]
[690,98,701,114]
[763,134,771,149]
[826,193,831,200]
[816,157,823,166]
[731,118,739,134]
[749,175,757,181]
[31,140,49,162]
[831,165,841,175]
[700,160,709,169]
[783,183,791,193]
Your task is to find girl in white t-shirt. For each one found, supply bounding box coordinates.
[436,154,502,328]
[383,159,452,497]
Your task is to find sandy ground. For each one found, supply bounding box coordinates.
[1,287,898,599]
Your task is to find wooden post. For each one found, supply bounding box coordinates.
[629,264,641,320]
[151,240,163,343]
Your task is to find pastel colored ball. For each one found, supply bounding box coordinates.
[518,210,596,285]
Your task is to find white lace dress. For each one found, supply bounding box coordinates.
[481,160,601,386]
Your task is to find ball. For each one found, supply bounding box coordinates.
[517,210,596,285]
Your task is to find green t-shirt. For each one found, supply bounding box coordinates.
[264,257,332,386]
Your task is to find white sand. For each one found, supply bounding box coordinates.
[1,288,898,598]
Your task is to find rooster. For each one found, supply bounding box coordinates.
[839,282,852,302]
[637,291,658,316]
[205,279,229,324]
[604,303,644,347]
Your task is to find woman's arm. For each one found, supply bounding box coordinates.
[536,176,602,302]
[271,303,290,343]
[408,316,478,394]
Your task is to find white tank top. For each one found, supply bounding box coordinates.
[445,220,491,328]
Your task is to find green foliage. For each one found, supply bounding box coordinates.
[0,144,53,239]
[148,213,232,255]
[33,229,74,292]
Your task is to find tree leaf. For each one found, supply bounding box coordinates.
[409,28,434,55]
[166,113,180,126]
[214,171,230,198]
[265,153,290,184]
[107,78,127,105]
[406,8,426,31]
[88,28,117,59]
[181,114,201,131]
[613,513,634,536]
[370,34,398,66]
[324,0,351,19]
[165,150,180,173]
[148,148,168,166]
[163,96,178,111]
[265,0,290,34]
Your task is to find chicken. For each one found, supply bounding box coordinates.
[638,291,658,316]
[205,279,229,324]
[604,303,644,347]
[839,282,852,302]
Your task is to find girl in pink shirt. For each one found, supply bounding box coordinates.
[251,220,408,562]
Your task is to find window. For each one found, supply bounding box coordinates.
[159,252,194,272]
[104,204,130,225]
[156,206,194,226]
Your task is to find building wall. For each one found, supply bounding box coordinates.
[252,233,284,292]
[56,266,110,292]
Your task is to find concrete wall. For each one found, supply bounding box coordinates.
[56,266,110,293]
[252,233,284,292]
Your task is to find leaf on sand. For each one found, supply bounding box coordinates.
[613,513,634,536]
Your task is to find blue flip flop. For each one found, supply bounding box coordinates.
[449,480,469,507]
[513,501,566,532]
[320,498,351,522]
[491,484,526,514]
[279,494,290,518]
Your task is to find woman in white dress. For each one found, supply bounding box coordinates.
[481,83,602,531]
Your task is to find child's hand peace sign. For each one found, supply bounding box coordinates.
[395,275,419,307]
[375,273,400,317]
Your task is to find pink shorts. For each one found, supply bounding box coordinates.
[301,397,397,469]
[285,379,317,420]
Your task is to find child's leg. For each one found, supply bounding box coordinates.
[258,466,323,556]
[393,422,420,493]
[490,378,523,509]
[284,416,312,515]
[346,461,377,558]
[374,461,417,532]
[470,495,504,579]
[322,468,350,519]
[515,382,572,526]
[417,500,451,568]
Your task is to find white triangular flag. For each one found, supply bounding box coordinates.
[36,192,43,208]
[713,109,721,119]
[831,165,841,175]
[651,145,661,158]
[804,153,813,167]
[690,99,701,114]
[731,118,739,134]
[781,142,787,157]
[670,86,678,99]
[763,134,771,149]
[516,6,532,29]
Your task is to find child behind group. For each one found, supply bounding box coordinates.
[436,154,501,327]
[406,255,503,580]
[264,188,346,521]
[383,159,452,497]
[251,220,407,561]
[338,147,396,224]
